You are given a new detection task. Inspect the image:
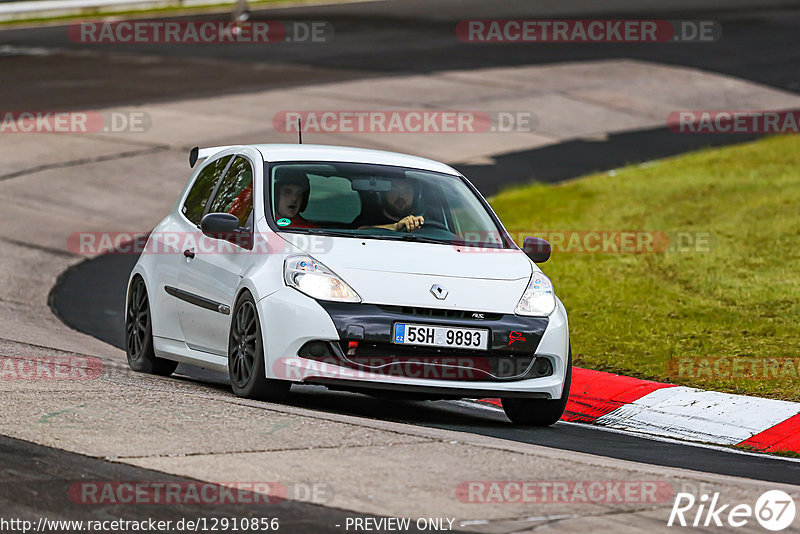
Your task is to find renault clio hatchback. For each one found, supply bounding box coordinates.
[125,144,571,425]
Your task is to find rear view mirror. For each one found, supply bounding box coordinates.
[350,176,392,192]
[522,236,551,263]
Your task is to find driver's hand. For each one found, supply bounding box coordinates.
[395,215,424,232]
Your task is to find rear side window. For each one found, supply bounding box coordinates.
[207,156,254,228]
[182,155,232,225]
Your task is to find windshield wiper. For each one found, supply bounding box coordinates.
[300,229,358,238]
[291,228,449,245]
[395,233,449,244]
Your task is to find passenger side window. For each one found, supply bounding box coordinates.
[207,156,254,228]
[182,155,232,225]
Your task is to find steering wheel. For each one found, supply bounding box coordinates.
[419,220,450,232]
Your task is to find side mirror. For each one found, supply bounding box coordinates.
[522,236,551,263]
[201,213,240,237]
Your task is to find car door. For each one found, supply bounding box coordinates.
[155,152,233,342]
[177,152,259,356]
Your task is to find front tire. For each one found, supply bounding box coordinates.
[228,292,290,401]
[502,348,572,426]
[125,276,179,376]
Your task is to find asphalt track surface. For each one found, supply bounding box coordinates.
[0,0,796,196]
[0,434,452,533]
[2,0,800,110]
[6,0,800,520]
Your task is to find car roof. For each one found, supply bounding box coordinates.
[242,144,460,176]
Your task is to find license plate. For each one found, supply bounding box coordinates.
[392,323,489,350]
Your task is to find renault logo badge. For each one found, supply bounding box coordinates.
[430,284,448,300]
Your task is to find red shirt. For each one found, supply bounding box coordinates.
[227,185,253,223]
[280,215,318,229]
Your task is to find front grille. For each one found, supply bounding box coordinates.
[297,336,553,382]
[376,305,502,321]
[336,341,545,381]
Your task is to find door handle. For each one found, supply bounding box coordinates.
[183,249,195,259]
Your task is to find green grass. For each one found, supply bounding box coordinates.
[489,135,800,401]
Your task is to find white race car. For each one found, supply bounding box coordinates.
[125,144,571,425]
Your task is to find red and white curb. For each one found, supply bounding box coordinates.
[480,368,800,454]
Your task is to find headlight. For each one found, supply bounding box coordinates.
[284,255,361,303]
[514,272,556,316]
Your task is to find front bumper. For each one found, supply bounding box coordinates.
[257,287,570,399]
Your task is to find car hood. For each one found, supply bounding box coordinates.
[279,234,534,312]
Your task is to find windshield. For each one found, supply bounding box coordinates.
[266,161,511,248]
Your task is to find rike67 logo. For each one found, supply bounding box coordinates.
[668,490,796,531]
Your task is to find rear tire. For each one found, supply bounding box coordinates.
[502,348,572,426]
[125,276,179,376]
[228,292,290,402]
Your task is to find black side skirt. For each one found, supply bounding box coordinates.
[164,286,231,315]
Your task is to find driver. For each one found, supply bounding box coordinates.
[356,177,424,231]
[274,168,318,229]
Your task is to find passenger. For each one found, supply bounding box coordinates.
[226,183,253,225]
[274,168,318,229]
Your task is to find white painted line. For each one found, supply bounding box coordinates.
[595,387,800,445]
[0,45,56,57]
